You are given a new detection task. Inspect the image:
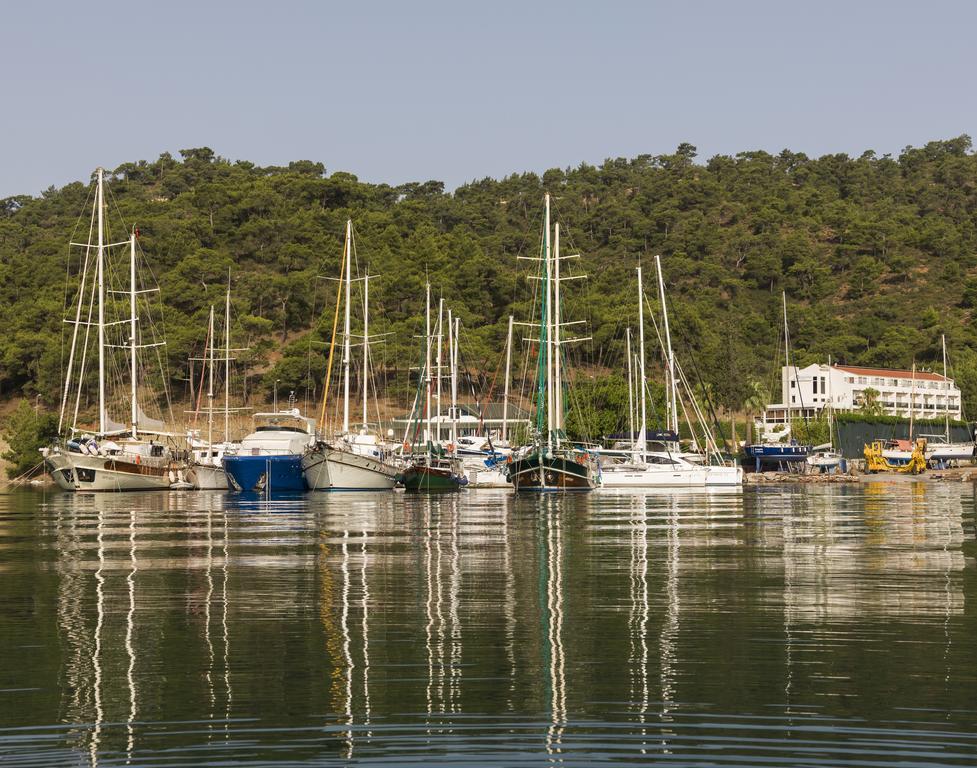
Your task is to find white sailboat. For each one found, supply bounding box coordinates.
[303,220,401,490]
[46,167,185,491]
[599,262,742,488]
[923,335,975,465]
[186,285,242,490]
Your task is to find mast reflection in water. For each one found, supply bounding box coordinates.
[0,484,975,766]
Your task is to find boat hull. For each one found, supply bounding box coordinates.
[222,454,306,492]
[464,464,510,488]
[68,453,174,492]
[743,443,810,471]
[187,463,229,490]
[507,452,595,491]
[401,464,464,491]
[303,447,398,491]
[599,462,742,488]
[926,443,975,463]
[45,453,76,491]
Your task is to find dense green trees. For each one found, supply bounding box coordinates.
[2,138,977,438]
[1,400,58,476]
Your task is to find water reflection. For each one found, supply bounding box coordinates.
[0,484,973,766]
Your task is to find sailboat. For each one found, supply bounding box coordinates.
[186,284,243,490]
[45,167,186,491]
[806,367,843,471]
[400,284,467,491]
[303,220,401,491]
[506,195,597,491]
[923,335,975,466]
[461,314,514,488]
[598,263,742,488]
[743,292,812,472]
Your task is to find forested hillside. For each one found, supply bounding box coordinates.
[2,138,977,422]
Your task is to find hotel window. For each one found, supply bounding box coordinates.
[813,378,818,394]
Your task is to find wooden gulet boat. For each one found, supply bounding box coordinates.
[506,194,596,492]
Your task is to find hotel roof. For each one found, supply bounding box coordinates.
[833,364,948,383]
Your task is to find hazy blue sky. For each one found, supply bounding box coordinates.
[2,0,974,197]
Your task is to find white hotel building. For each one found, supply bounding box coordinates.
[762,363,961,423]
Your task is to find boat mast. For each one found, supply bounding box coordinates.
[96,167,106,436]
[782,291,791,432]
[362,274,369,431]
[425,281,432,444]
[626,327,635,459]
[342,219,352,433]
[943,334,949,441]
[544,194,553,454]
[59,190,98,435]
[553,222,562,448]
[638,266,648,460]
[502,315,513,444]
[909,361,916,440]
[224,278,231,441]
[207,305,215,451]
[436,297,444,443]
[450,312,459,447]
[129,230,138,439]
[655,255,677,434]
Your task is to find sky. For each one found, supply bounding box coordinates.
[1,0,975,197]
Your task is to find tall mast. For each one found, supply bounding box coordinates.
[909,361,917,440]
[362,274,369,430]
[656,255,677,434]
[207,305,215,451]
[638,266,648,460]
[502,315,513,443]
[553,222,562,446]
[129,231,138,439]
[626,327,635,459]
[97,167,106,436]
[436,297,444,442]
[544,194,553,453]
[783,290,791,430]
[59,191,96,435]
[342,219,352,433]
[943,334,949,441]
[425,282,432,443]
[224,277,231,441]
[450,312,458,446]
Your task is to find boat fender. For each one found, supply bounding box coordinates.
[168,470,176,484]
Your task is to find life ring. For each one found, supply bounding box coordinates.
[135,454,141,465]
[402,441,410,452]
[575,454,585,464]
[506,455,513,464]
[447,443,455,453]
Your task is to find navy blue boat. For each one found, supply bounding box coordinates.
[221,409,316,492]
[223,454,306,492]
[743,442,811,472]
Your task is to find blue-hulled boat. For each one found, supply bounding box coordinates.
[742,442,811,472]
[222,409,316,492]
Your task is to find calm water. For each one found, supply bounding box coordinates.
[1,483,976,767]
